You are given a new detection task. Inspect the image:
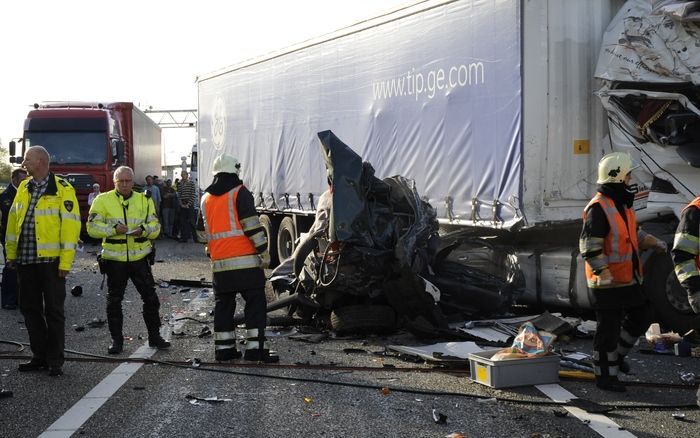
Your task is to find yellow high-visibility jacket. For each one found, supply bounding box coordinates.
[5,173,81,271]
[87,190,160,262]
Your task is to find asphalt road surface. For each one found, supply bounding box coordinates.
[1,238,699,438]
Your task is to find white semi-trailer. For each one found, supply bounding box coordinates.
[197,0,700,332]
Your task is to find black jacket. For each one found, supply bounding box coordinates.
[0,184,17,243]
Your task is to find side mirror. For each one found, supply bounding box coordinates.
[111,139,126,166]
[116,140,125,163]
[9,141,16,156]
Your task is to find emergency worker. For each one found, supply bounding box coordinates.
[671,195,700,407]
[87,166,170,354]
[200,154,278,363]
[580,152,666,392]
[1,167,28,309]
[6,146,81,376]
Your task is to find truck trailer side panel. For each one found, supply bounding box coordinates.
[198,0,522,226]
[128,105,162,183]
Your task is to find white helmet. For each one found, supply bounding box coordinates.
[212,154,241,176]
[596,152,637,184]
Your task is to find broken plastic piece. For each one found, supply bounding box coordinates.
[185,394,232,404]
[87,318,106,328]
[679,372,696,384]
[191,358,201,368]
[431,409,447,424]
[198,326,212,338]
[70,285,83,297]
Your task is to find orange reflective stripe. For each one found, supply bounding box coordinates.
[203,186,257,262]
[583,194,640,287]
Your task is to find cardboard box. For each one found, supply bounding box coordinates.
[468,348,560,388]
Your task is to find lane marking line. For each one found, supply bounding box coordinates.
[536,383,637,438]
[38,344,157,438]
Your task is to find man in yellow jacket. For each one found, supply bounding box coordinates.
[5,146,81,377]
[87,166,170,354]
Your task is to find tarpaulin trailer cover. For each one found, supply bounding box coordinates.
[198,0,521,226]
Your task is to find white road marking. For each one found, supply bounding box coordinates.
[536,384,637,438]
[38,345,158,438]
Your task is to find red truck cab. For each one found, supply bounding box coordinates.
[9,102,162,222]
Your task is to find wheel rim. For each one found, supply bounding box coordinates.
[279,229,294,260]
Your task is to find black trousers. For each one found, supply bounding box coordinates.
[594,304,653,352]
[178,207,195,242]
[17,261,66,367]
[214,287,267,334]
[105,257,161,335]
[1,246,18,307]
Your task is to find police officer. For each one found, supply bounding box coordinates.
[87,166,170,354]
[671,195,700,407]
[6,146,81,376]
[580,152,666,392]
[200,154,277,363]
[1,167,27,309]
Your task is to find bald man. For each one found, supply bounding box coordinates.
[5,146,81,376]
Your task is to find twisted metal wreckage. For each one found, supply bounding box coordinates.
[268,131,522,337]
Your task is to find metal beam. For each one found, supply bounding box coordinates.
[144,108,198,128]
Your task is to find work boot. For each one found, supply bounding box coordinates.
[618,357,631,374]
[18,358,48,372]
[215,348,242,362]
[243,328,279,363]
[47,366,63,377]
[595,376,626,392]
[243,348,279,363]
[107,313,124,354]
[108,338,123,355]
[148,336,171,350]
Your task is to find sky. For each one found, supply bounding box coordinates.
[0,0,410,165]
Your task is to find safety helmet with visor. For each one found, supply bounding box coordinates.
[596,152,639,184]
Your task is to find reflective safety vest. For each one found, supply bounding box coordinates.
[86,190,160,262]
[200,185,260,273]
[582,193,640,288]
[673,197,700,283]
[5,174,82,272]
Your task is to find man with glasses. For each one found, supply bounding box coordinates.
[87,166,170,354]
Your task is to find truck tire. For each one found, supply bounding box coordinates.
[644,251,700,334]
[277,217,296,263]
[330,305,396,334]
[259,214,279,268]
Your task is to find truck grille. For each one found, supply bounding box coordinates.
[56,174,94,191]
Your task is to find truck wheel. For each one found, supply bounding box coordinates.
[277,217,296,263]
[330,305,396,334]
[259,214,279,268]
[644,251,700,334]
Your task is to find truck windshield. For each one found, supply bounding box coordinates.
[25,132,107,165]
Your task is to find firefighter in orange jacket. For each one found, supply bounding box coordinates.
[200,154,278,363]
[579,152,666,392]
[672,197,700,408]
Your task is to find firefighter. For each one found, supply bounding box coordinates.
[6,146,81,376]
[87,166,170,354]
[580,152,666,392]
[671,195,700,407]
[200,154,277,363]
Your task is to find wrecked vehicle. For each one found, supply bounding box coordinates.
[268,131,519,334]
[197,0,700,332]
